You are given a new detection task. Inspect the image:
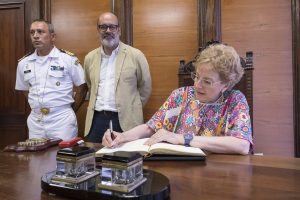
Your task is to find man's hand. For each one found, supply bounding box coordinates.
[72,83,88,112]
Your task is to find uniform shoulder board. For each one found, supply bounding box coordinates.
[59,49,81,65]
[59,48,76,57]
[18,51,34,62]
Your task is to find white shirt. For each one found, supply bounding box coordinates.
[94,46,119,112]
[15,47,85,109]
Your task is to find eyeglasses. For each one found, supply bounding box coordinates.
[191,72,222,88]
[97,24,119,32]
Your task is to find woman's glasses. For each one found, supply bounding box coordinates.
[191,72,222,88]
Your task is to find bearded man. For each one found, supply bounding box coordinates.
[83,12,152,143]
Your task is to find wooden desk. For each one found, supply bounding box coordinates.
[1,144,300,200]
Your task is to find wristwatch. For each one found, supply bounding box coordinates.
[184,133,194,147]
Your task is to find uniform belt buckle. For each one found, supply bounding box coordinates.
[40,107,50,115]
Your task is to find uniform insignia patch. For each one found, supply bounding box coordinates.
[50,66,64,71]
[59,49,80,66]
[59,48,75,56]
[75,59,80,65]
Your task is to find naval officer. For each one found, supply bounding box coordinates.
[15,19,88,140]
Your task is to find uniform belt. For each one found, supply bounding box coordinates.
[96,110,118,116]
[32,105,71,115]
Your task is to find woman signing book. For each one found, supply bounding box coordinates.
[102,43,253,155]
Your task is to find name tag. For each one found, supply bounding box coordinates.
[24,70,31,74]
[50,66,64,71]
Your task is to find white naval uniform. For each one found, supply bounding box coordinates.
[15,47,85,140]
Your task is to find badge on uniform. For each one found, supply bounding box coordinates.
[24,70,31,74]
[75,59,80,66]
[50,66,64,71]
[40,107,50,115]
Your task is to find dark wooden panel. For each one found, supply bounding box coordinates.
[113,0,133,45]
[24,0,41,52]
[198,0,221,47]
[0,126,27,149]
[0,2,27,148]
[0,3,25,113]
[292,0,300,157]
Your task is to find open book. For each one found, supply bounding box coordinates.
[96,138,206,160]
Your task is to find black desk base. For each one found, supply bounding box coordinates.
[41,169,170,200]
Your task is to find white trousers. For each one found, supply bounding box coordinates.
[27,106,78,140]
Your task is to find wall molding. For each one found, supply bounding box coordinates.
[40,0,51,22]
[198,0,221,48]
[113,0,132,45]
[292,0,300,157]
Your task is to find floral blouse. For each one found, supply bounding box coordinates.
[146,86,253,144]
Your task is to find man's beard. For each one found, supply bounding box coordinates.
[102,37,119,48]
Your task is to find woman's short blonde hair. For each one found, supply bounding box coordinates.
[194,44,244,90]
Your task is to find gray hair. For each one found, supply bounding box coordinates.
[194,44,244,90]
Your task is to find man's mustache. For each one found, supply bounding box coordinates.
[103,33,114,38]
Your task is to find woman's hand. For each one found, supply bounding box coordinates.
[144,129,181,146]
[101,129,124,148]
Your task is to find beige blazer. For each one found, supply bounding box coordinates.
[83,42,152,136]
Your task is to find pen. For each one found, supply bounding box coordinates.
[109,120,115,140]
